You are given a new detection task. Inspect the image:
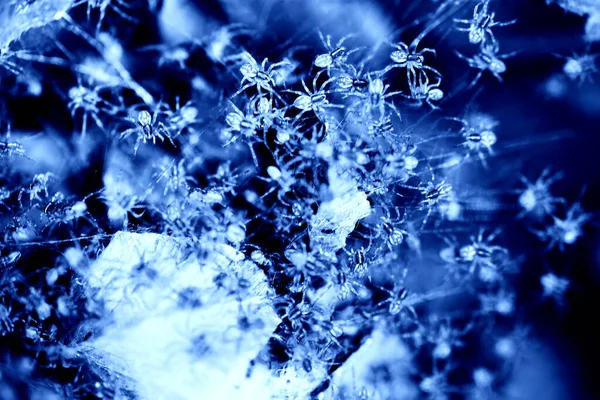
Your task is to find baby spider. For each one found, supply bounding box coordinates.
[455,229,509,282]
[222,101,262,166]
[379,41,441,89]
[72,0,137,34]
[100,173,147,228]
[288,71,343,120]
[18,172,55,206]
[344,242,373,279]
[558,52,598,84]
[226,51,290,101]
[326,265,363,301]
[120,109,175,156]
[379,210,409,251]
[347,76,403,122]
[152,158,196,195]
[137,43,191,70]
[399,73,444,110]
[314,32,364,73]
[517,168,566,218]
[455,41,517,88]
[44,195,103,235]
[534,201,590,251]
[256,164,296,206]
[334,64,370,96]
[160,97,202,138]
[0,123,25,159]
[419,180,453,208]
[446,114,498,165]
[425,316,473,360]
[402,179,453,228]
[454,0,517,46]
[68,78,118,138]
[0,302,14,336]
[375,270,460,319]
[540,272,570,305]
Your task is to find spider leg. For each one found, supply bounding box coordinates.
[246,141,260,168]
[494,19,517,27]
[337,32,360,48]
[467,70,484,90]
[385,102,403,122]
[426,97,441,110]
[344,46,367,60]
[119,128,136,139]
[80,112,89,139]
[422,65,443,78]
[453,18,472,25]
[497,50,520,59]
[231,82,254,98]
[378,64,402,76]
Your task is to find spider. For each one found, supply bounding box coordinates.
[558,52,598,84]
[454,0,517,46]
[478,286,515,316]
[44,195,103,235]
[120,109,175,156]
[223,302,269,354]
[0,123,25,159]
[204,23,254,63]
[419,180,453,208]
[517,168,566,218]
[152,158,196,195]
[375,270,460,319]
[347,76,403,123]
[334,64,370,96]
[446,115,498,165]
[379,41,441,89]
[288,71,343,120]
[162,98,201,138]
[424,316,473,360]
[222,101,263,166]
[72,0,137,34]
[534,201,590,251]
[381,144,420,181]
[0,303,14,336]
[344,243,372,279]
[68,78,118,138]
[18,172,55,206]
[284,243,334,292]
[256,164,297,206]
[399,72,444,109]
[455,229,509,281]
[314,32,364,73]
[455,41,517,89]
[100,173,146,228]
[0,47,69,76]
[327,265,363,301]
[379,210,408,251]
[401,179,453,228]
[137,43,191,70]
[226,51,290,101]
[248,94,283,129]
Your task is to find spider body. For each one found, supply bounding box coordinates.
[347,76,403,123]
[315,32,363,73]
[120,110,174,155]
[454,0,517,46]
[455,42,516,88]
[380,41,441,89]
[227,52,290,101]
